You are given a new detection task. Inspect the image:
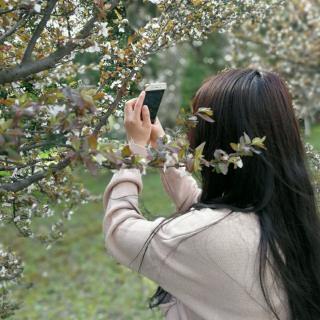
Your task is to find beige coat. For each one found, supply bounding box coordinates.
[102,143,290,320]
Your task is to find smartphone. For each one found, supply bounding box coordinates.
[143,82,167,124]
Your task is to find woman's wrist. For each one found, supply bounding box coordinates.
[134,140,147,147]
[150,135,164,148]
[127,137,147,148]
[128,139,149,157]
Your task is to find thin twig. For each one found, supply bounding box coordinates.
[22,0,59,63]
[0,13,30,44]
[0,158,56,171]
[0,1,120,84]
[12,197,28,238]
[0,7,17,15]
[93,76,133,135]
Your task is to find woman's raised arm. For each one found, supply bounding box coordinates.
[159,166,202,213]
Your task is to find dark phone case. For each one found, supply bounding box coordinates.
[142,90,165,123]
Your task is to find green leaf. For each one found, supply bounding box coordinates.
[195,141,206,158]
[121,145,132,157]
[0,118,12,133]
[197,107,213,116]
[230,143,239,152]
[251,136,267,149]
[193,142,206,171]
[0,171,11,177]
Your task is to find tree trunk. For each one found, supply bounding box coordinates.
[304,115,311,137]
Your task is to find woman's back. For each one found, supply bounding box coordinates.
[103,165,289,319]
[154,207,289,320]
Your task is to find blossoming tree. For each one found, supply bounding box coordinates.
[0,0,319,317]
[225,0,320,135]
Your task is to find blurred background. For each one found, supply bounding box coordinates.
[1,1,319,319]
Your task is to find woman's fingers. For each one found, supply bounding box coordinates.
[141,105,151,127]
[133,91,146,120]
[124,91,146,123]
[124,98,137,112]
[124,98,137,122]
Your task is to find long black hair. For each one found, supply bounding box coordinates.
[136,68,320,319]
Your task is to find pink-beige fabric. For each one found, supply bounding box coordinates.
[102,142,290,320]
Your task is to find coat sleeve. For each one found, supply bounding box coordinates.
[128,141,202,213]
[102,167,204,285]
[159,167,202,213]
[102,167,166,278]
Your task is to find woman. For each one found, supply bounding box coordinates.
[102,68,320,319]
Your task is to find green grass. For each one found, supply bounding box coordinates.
[2,168,174,320]
[306,123,320,150]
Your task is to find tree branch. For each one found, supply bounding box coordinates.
[0,14,96,84]
[93,13,169,135]
[93,73,134,135]
[22,0,59,63]
[0,156,73,193]
[0,13,30,44]
[0,158,57,171]
[0,8,17,15]
[0,1,120,84]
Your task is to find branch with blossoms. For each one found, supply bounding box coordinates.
[0,104,266,192]
[0,0,283,195]
[0,244,23,319]
[94,108,267,175]
[97,132,267,175]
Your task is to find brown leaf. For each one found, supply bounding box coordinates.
[87,134,98,150]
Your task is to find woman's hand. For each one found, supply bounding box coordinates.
[124,91,151,147]
[150,117,165,148]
